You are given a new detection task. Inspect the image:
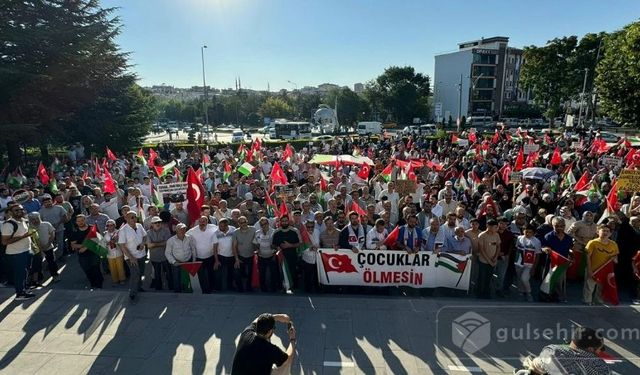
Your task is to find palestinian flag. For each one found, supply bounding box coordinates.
[298,224,312,255]
[178,261,202,294]
[237,162,254,177]
[276,250,293,291]
[223,160,232,182]
[436,253,468,273]
[264,191,277,218]
[136,148,146,165]
[154,160,176,178]
[380,162,394,183]
[150,181,164,208]
[49,178,59,194]
[82,225,109,258]
[560,164,576,189]
[237,144,247,161]
[540,250,570,295]
[173,167,182,182]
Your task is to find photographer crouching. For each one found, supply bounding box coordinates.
[231,313,296,375]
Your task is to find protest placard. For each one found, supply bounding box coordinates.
[618,169,640,192]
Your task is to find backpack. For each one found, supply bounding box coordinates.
[0,220,19,253]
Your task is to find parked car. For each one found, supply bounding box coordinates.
[419,124,437,135]
[312,135,334,141]
[231,130,245,143]
[401,125,419,135]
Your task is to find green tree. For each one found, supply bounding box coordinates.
[259,97,293,119]
[324,88,366,126]
[61,78,156,154]
[0,0,131,166]
[520,37,578,120]
[596,22,640,127]
[364,66,431,123]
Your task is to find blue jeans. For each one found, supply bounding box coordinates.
[9,252,31,296]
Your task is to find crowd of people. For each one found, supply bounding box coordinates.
[1,126,639,305]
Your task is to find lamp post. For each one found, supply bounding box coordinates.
[577,68,588,128]
[201,45,209,138]
[287,80,298,119]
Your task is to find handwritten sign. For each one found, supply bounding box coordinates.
[157,182,188,195]
[395,179,417,195]
[509,172,523,184]
[457,139,469,147]
[618,169,640,192]
[523,144,540,155]
[601,155,622,169]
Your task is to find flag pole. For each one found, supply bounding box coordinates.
[318,250,330,283]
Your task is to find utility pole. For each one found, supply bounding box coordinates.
[201,45,209,138]
[577,68,588,128]
[457,74,462,132]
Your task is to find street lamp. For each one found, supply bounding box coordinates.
[201,45,209,138]
[287,80,298,119]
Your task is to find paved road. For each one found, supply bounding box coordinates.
[1,256,639,374]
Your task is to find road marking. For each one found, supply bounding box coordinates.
[447,365,483,372]
[323,361,355,367]
[308,296,315,310]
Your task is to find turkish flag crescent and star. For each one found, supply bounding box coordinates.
[321,252,358,273]
[186,167,205,226]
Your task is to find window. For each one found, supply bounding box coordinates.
[473,54,495,64]
[475,78,495,89]
[473,65,496,77]
[473,89,493,100]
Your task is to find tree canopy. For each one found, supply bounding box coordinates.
[0,0,155,165]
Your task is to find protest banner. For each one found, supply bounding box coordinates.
[601,155,622,169]
[509,172,523,184]
[395,179,417,195]
[523,144,540,155]
[618,169,640,192]
[157,182,188,195]
[316,249,471,290]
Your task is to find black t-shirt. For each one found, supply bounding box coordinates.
[272,228,300,250]
[231,324,288,375]
[69,227,91,258]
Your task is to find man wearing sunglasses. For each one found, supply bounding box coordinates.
[2,205,36,300]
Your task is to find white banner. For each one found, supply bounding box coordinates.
[315,249,471,290]
[157,182,188,195]
[523,144,539,155]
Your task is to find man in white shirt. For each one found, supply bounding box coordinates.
[117,211,147,300]
[2,204,35,300]
[213,218,237,291]
[99,191,120,220]
[187,215,218,294]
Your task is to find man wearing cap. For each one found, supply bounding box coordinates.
[27,212,58,284]
[437,180,456,201]
[239,193,259,225]
[165,223,196,293]
[118,211,148,300]
[187,216,218,293]
[2,205,36,300]
[147,216,172,291]
[39,194,69,259]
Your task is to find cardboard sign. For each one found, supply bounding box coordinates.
[274,184,295,197]
[618,169,640,192]
[509,172,523,184]
[395,179,417,195]
[157,182,188,195]
[601,155,622,169]
[523,144,540,155]
[457,139,469,147]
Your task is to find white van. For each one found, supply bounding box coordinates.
[356,121,382,135]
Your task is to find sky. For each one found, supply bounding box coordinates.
[104,0,640,91]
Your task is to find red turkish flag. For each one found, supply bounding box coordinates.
[186,167,205,226]
[103,168,116,194]
[492,130,500,144]
[383,225,400,249]
[37,162,49,185]
[106,147,117,161]
[593,261,619,305]
[148,148,158,167]
[270,162,288,186]
[321,252,358,273]
[550,147,562,166]
[350,201,366,217]
[357,164,370,180]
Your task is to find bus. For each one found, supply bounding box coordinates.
[269,120,312,140]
